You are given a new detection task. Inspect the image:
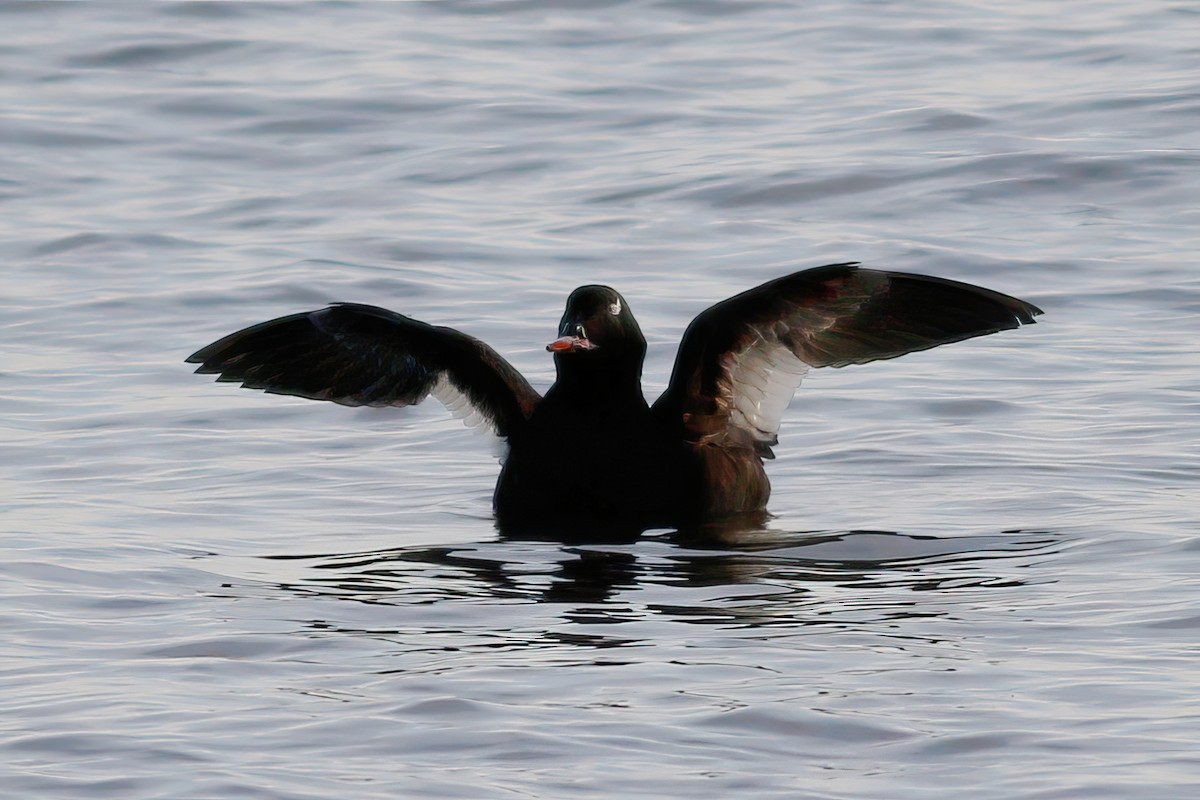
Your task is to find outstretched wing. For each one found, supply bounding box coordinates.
[186,303,541,439]
[651,263,1042,455]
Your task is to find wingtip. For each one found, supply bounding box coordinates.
[185,339,225,366]
[185,350,225,373]
[1017,300,1045,325]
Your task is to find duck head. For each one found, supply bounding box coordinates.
[547,285,646,380]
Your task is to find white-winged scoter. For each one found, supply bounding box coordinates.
[187,263,1041,536]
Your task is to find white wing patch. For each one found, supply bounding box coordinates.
[724,340,810,444]
[430,373,508,458]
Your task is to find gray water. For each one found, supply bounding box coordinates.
[3,2,1198,797]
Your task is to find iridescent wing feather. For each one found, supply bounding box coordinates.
[187,303,540,439]
[652,263,1042,454]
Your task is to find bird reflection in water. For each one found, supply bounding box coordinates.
[256,526,1063,639]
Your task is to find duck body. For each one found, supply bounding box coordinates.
[187,263,1042,536]
[495,376,693,532]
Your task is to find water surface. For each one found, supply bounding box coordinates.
[2,2,1198,797]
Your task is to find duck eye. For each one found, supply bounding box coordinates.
[576,323,587,338]
[608,300,621,316]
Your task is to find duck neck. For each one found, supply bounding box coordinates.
[552,360,645,404]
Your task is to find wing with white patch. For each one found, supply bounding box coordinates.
[187,302,540,441]
[722,340,811,451]
[652,263,1042,455]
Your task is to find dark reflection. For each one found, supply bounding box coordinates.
[265,540,643,606]
[493,516,655,545]
[257,524,1065,633]
[491,510,772,545]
